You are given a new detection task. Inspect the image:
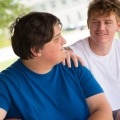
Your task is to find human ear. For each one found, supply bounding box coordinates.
[87,20,90,29]
[37,52,41,57]
[116,22,120,32]
[31,48,41,57]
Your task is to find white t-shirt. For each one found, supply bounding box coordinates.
[70,37,120,111]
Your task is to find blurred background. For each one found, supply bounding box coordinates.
[0,0,119,71]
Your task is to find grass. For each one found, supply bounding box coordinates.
[0,58,17,72]
[0,39,11,49]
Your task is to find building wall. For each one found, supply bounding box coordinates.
[31,0,91,30]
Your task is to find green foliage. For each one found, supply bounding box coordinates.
[0,0,30,28]
[0,0,31,48]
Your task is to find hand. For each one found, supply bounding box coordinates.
[62,49,84,68]
[113,109,120,120]
[116,111,120,120]
[5,118,21,120]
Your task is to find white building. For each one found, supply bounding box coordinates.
[27,0,91,30]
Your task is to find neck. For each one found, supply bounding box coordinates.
[22,59,53,74]
[88,37,112,56]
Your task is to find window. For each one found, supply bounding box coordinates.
[50,1,56,8]
[61,0,66,4]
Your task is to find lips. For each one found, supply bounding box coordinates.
[96,32,107,35]
[96,33,108,37]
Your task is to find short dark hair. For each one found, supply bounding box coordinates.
[87,0,120,22]
[10,12,62,59]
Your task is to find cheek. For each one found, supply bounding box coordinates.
[109,29,116,36]
[89,25,96,32]
[48,47,60,54]
[89,29,95,36]
[46,50,61,62]
[45,48,60,58]
[42,44,63,59]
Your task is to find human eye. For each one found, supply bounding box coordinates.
[92,20,99,24]
[106,21,112,24]
[54,37,59,41]
[90,20,100,27]
[53,33,61,42]
[53,37,60,43]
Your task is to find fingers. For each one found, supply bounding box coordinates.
[69,52,78,67]
[62,50,85,68]
[77,56,85,66]
[62,59,66,66]
[62,51,71,68]
[62,51,78,68]
[70,51,85,66]
[65,51,71,68]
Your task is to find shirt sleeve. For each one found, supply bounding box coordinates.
[78,63,104,98]
[0,76,11,112]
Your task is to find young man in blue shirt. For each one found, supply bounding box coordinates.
[0,12,113,120]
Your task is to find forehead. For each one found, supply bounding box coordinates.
[53,23,62,36]
[90,12,117,21]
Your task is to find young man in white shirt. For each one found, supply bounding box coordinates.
[66,0,120,119]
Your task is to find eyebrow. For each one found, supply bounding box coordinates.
[53,33,61,38]
[91,19,113,22]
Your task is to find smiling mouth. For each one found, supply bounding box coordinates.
[96,32,107,36]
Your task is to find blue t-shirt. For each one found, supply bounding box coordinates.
[0,59,103,120]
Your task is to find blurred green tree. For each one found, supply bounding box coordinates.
[0,0,30,48]
[0,0,30,28]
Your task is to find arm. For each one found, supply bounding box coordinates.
[5,119,21,120]
[0,108,7,120]
[63,47,84,67]
[0,109,21,120]
[86,93,113,120]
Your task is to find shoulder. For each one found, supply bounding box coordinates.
[112,39,120,54]
[57,61,83,74]
[58,61,90,77]
[113,38,120,46]
[69,37,89,58]
[69,37,89,53]
[0,59,22,83]
[63,62,104,97]
[70,37,88,46]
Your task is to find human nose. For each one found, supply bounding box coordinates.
[98,22,105,30]
[61,36,66,45]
